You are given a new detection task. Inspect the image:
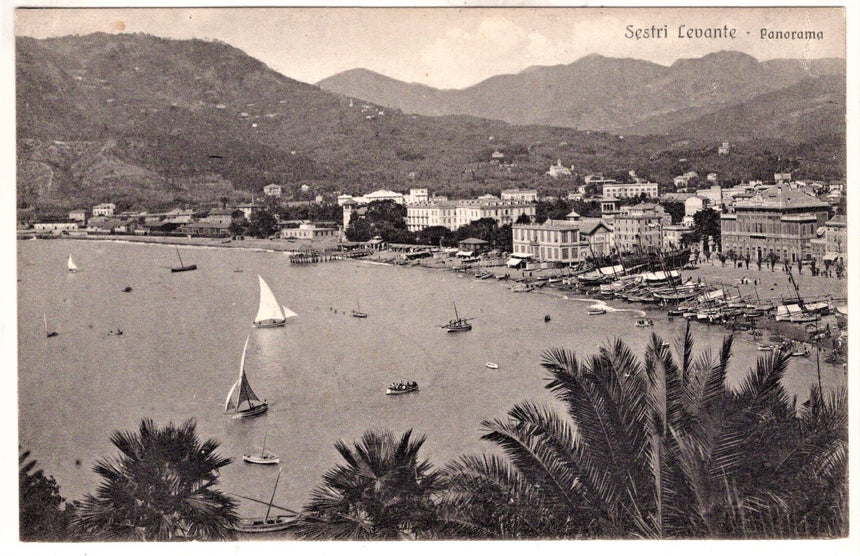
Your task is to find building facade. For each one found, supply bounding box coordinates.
[405,198,535,232]
[512,219,588,264]
[263,184,283,197]
[613,204,671,252]
[602,182,659,199]
[501,188,538,202]
[720,186,830,263]
[92,203,116,216]
[824,215,846,264]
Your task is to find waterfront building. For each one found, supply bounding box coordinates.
[33,220,79,234]
[281,222,340,240]
[603,181,659,199]
[501,188,538,202]
[405,198,535,232]
[92,203,116,217]
[613,203,671,252]
[512,219,588,264]
[579,218,613,256]
[824,215,846,265]
[720,186,830,263]
[663,224,690,250]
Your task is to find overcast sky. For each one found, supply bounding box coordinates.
[15,5,846,89]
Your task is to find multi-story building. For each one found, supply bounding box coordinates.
[405,198,535,232]
[92,203,116,216]
[512,219,588,264]
[263,184,283,198]
[613,203,671,252]
[824,215,846,265]
[68,209,88,223]
[662,224,691,250]
[603,182,659,199]
[720,186,830,263]
[501,188,538,202]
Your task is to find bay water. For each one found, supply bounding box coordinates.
[17,239,844,517]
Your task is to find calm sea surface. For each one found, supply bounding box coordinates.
[17,239,846,517]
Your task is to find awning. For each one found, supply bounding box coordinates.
[823,253,840,262]
[506,257,524,268]
[456,250,474,257]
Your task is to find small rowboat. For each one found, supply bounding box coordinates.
[386,381,418,395]
[485,362,499,369]
[587,307,606,315]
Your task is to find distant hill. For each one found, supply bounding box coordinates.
[318,51,845,138]
[16,34,846,212]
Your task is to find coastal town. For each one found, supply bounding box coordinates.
[21,163,848,366]
[14,7,850,546]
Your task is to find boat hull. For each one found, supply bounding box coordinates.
[243,454,280,465]
[232,402,269,419]
[253,320,286,328]
[386,386,418,395]
[232,515,294,533]
[171,265,197,273]
[485,362,499,369]
[352,311,368,318]
[445,325,472,332]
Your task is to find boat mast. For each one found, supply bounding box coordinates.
[265,468,282,522]
[453,302,460,322]
[176,247,184,267]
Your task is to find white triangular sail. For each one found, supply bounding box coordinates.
[281,305,298,320]
[225,336,263,413]
[254,276,287,325]
[67,254,78,272]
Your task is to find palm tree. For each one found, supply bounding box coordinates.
[288,429,443,540]
[20,449,74,541]
[72,418,239,541]
[442,323,847,539]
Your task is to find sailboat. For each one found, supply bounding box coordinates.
[67,254,78,272]
[440,302,473,333]
[170,247,197,273]
[231,468,296,533]
[243,431,280,465]
[352,298,367,318]
[225,335,268,419]
[44,314,57,338]
[253,275,297,328]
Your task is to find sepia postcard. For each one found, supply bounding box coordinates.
[4,2,857,555]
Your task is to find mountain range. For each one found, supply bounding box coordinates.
[16,33,846,213]
[317,51,845,140]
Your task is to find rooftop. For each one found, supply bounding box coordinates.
[734,186,829,210]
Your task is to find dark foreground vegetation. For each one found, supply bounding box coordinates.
[21,324,846,541]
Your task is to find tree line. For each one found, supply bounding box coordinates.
[21,323,846,541]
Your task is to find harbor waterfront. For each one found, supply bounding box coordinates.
[18,238,847,519]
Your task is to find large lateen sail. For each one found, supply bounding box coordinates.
[225,335,267,417]
[67,254,78,272]
[253,276,296,327]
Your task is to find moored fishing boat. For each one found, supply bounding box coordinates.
[243,431,279,465]
[587,307,607,315]
[635,318,654,327]
[170,247,197,272]
[231,468,297,533]
[440,303,473,332]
